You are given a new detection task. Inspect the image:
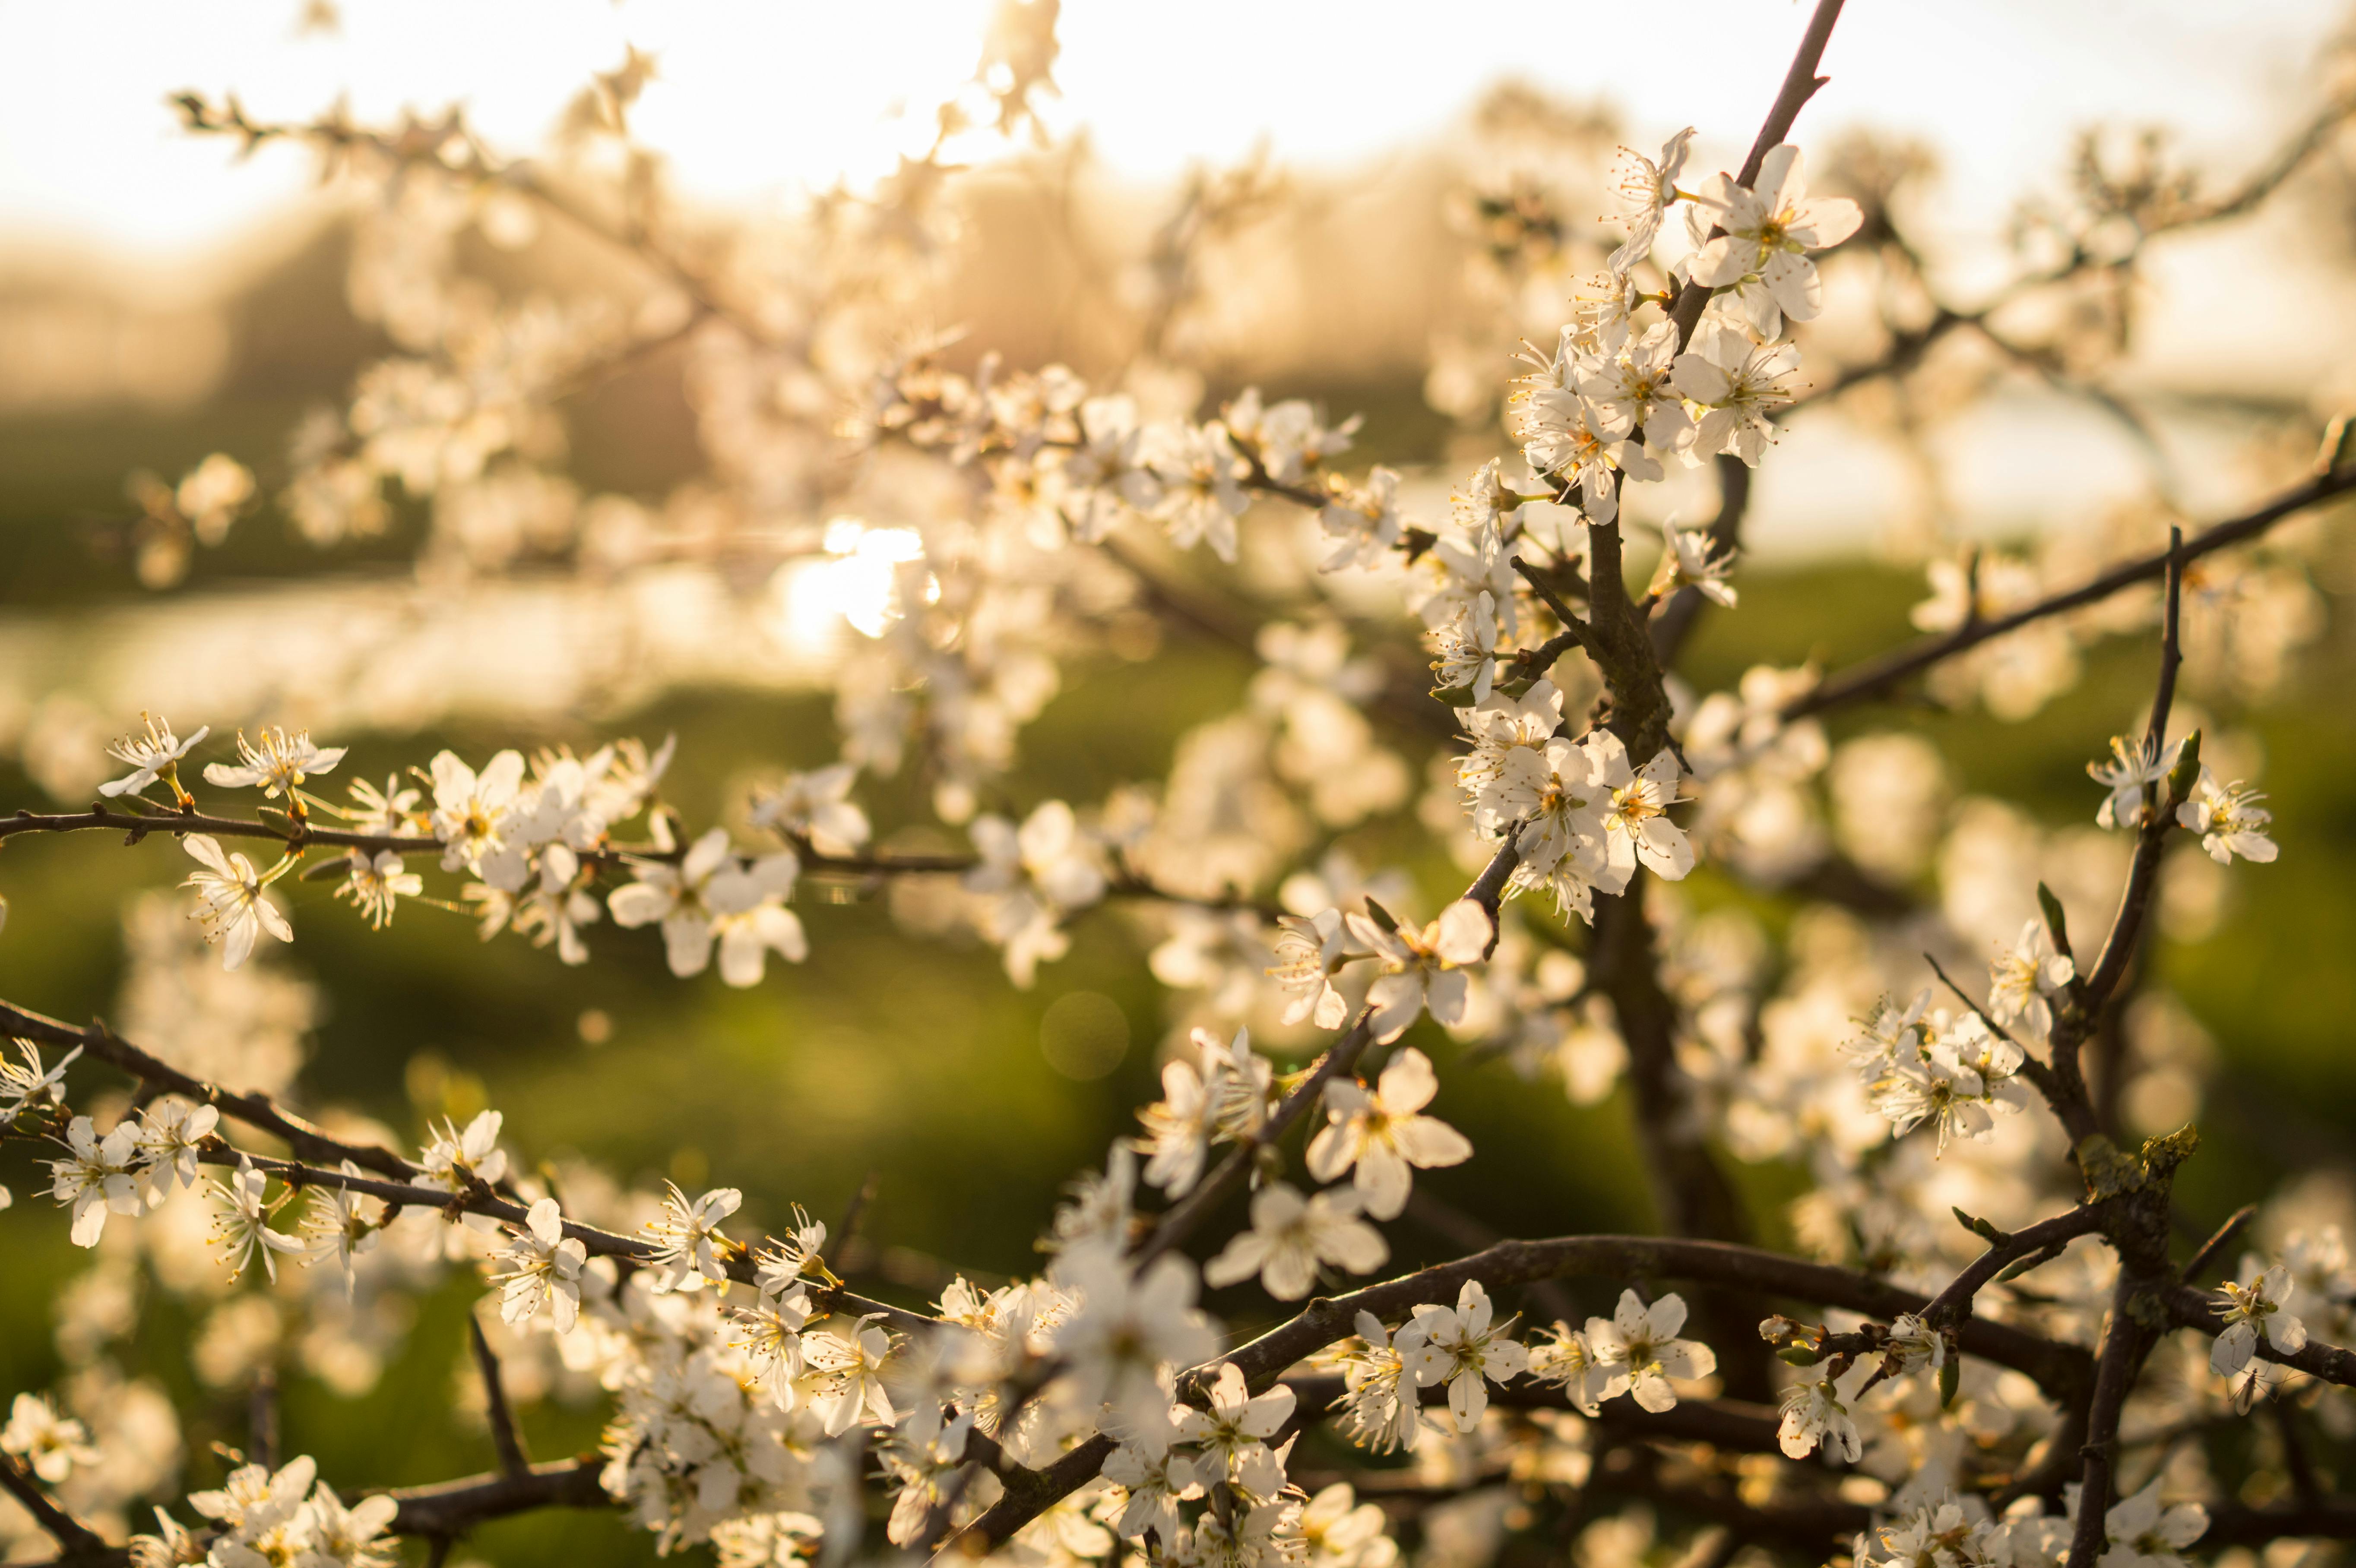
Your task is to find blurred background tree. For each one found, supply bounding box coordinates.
[3,3,2356,1564]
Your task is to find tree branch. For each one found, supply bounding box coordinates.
[1664,0,1849,349]
[2180,1204,2257,1284]
[2066,1277,2156,1568]
[469,1313,533,1479]
[155,1143,935,1336]
[1916,1203,2109,1329]
[1784,466,2356,721]
[0,1453,108,1562]
[0,999,422,1182]
[2167,1285,2356,1388]
[950,1231,2093,1552]
[381,1456,611,1539]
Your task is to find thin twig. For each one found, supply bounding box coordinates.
[469,1313,533,1479]
[2065,1278,2154,1568]
[1786,468,2356,720]
[2182,1204,2258,1283]
[2080,537,2192,1011]
[1664,0,1849,349]
[1915,1204,2107,1329]
[1921,952,2094,1141]
[2167,1285,2356,1388]
[2144,526,2186,756]
[0,1453,107,1560]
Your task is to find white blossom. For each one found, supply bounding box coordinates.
[1050,1245,1219,1432]
[1267,908,1355,1029]
[2088,734,2179,829]
[0,1393,98,1483]
[495,1196,590,1331]
[1330,1311,1425,1454]
[297,1163,381,1299]
[1346,901,1492,1044]
[1671,331,1799,466]
[643,1182,744,1293]
[1399,1279,1528,1432]
[1607,127,1695,274]
[97,713,208,803]
[1684,144,1863,337]
[1987,919,2074,1035]
[1173,1362,1297,1486]
[1582,1290,1716,1413]
[336,850,423,930]
[1205,1181,1389,1299]
[181,833,292,970]
[208,1156,303,1282]
[1307,1046,1473,1219]
[1587,731,1694,887]
[202,726,347,799]
[1103,1415,1204,1542]
[430,748,530,888]
[2176,770,2277,864]
[750,763,871,858]
[47,1114,146,1247]
[609,826,740,977]
[131,1096,220,1202]
[418,1109,509,1193]
[1777,1372,1863,1461]
[0,1040,78,1129]
[1654,524,1738,608]
[805,1315,896,1434]
[2099,1480,2208,1568]
[2210,1258,2305,1375]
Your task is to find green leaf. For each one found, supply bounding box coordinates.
[2036,882,2071,951]
[1938,1352,1960,1410]
[1950,1205,2009,1243]
[1994,1249,2052,1283]
[2166,729,2203,802]
[1360,898,1401,936]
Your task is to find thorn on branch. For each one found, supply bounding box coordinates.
[2182,1204,2257,1284]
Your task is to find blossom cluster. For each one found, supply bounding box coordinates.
[1,7,2350,1566]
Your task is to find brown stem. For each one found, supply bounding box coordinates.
[1648,456,1753,664]
[1590,877,1752,1248]
[2181,1204,2257,1283]
[469,1313,533,1479]
[1664,0,1849,350]
[0,1453,107,1561]
[1916,1203,2109,1329]
[0,1000,421,1183]
[2167,1285,2356,1387]
[162,1143,934,1335]
[2274,1397,2322,1505]
[2067,1278,2155,1568]
[248,1365,279,1472]
[381,1456,611,1538]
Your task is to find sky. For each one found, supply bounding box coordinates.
[0,0,2343,268]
